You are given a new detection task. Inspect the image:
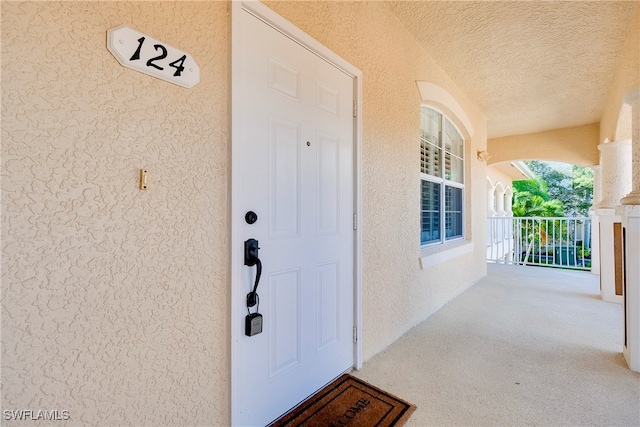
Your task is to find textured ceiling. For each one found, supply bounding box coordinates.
[386,1,638,139]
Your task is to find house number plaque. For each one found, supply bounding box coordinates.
[107,25,200,88]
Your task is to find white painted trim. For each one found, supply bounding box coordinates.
[354,73,364,370]
[598,138,631,151]
[420,241,475,269]
[416,81,475,138]
[622,206,640,372]
[227,2,243,425]
[602,293,624,304]
[596,208,617,216]
[511,160,536,180]
[230,1,363,423]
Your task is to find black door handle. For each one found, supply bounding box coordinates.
[244,239,262,307]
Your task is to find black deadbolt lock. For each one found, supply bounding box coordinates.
[245,211,258,225]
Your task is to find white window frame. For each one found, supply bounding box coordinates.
[420,106,465,248]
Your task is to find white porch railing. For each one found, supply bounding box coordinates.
[487,216,591,270]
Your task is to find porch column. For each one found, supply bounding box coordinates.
[487,183,496,217]
[623,205,640,372]
[590,166,601,275]
[504,188,513,217]
[597,139,631,209]
[597,139,631,304]
[495,187,505,216]
[621,87,640,205]
[597,209,623,303]
[621,87,640,373]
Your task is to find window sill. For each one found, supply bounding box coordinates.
[419,240,474,270]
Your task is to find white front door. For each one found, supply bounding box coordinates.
[231,4,358,427]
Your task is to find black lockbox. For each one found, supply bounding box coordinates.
[245,313,263,336]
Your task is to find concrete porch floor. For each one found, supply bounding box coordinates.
[353,263,640,426]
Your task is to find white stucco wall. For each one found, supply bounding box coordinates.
[2,2,487,425]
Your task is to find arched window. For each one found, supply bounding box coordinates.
[420,106,465,246]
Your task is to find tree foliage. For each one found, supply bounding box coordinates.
[571,165,594,215]
[512,178,549,201]
[511,178,564,217]
[513,161,593,217]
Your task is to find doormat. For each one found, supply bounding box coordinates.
[268,374,416,427]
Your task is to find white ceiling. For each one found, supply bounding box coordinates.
[386,1,638,139]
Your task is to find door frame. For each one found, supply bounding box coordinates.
[229,0,363,424]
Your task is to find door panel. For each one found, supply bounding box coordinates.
[269,269,301,378]
[269,57,301,100]
[233,8,356,426]
[317,132,341,235]
[317,260,340,351]
[269,117,301,239]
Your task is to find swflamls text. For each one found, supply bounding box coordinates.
[3,409,70,421]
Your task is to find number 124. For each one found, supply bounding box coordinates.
[129,37,186,77]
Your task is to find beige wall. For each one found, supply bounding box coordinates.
[486,8,638,185]
[487,123,600,166]
[600,7,640,143]
[2,2,229,425]
[2,1,487,425]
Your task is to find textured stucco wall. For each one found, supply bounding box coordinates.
[263,1,488,359]
[487,123,600,167]
[2,2,229,425]
[2,1,489,425]
[600,7,640,143]
[386,1,638,140]
[486,8,638,170]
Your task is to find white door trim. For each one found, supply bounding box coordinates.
[230,1,363,423]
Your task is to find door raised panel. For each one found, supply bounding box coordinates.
[317,81,340,116]
[269,269,302,378]
[316,260,340,352]
[269,57,301,101]
[317,132,340,235]
[270,117,301,239]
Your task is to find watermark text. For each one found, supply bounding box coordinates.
[3,410,70,422]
